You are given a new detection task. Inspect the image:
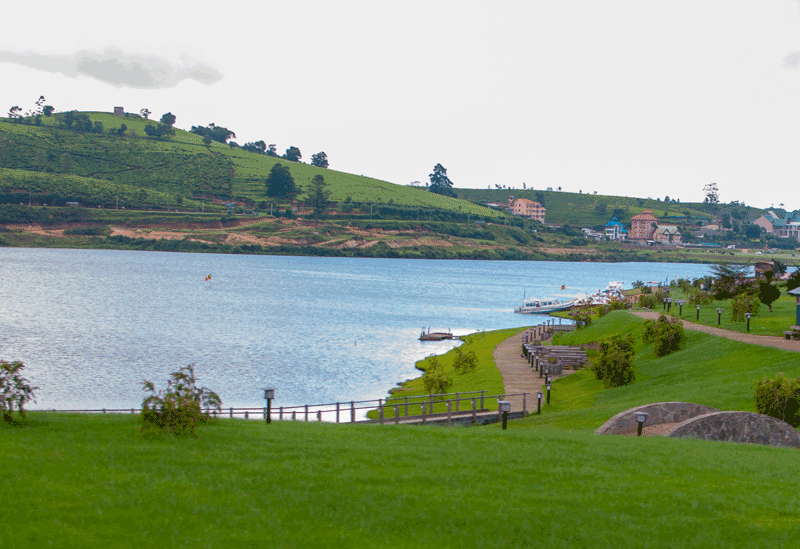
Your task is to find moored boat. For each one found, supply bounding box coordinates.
[514,297,579,314]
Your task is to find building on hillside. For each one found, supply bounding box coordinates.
[655,225,681,244]
[582,228,605,240]
[603,218,627,240]
[754,215,776,234]
[755,211,800,239]
[114,107,124,116]
[629,210,659,240]
[507,196,545,222]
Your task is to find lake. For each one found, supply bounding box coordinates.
[0,249,715,415]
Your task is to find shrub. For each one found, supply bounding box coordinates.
[688,292,712,306]
[452,347,478,374]
[731,292,760,322]
[570,309,593,328]
[754,372,800,427]
[639,294,657,309]
[140,364,221,437]
[591,334,635,388]
[421,357,453,394]
[642,319,656,343]
[651,314,685,357]
[0,360,39,423]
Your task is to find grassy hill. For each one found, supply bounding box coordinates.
[0,113,501,218]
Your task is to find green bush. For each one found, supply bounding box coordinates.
[688,292,712,306]
[0,360,39,424]
[570,309,593,328]
[638,294,657,309]
[63,226,105,236]
[591,334,635,388]
[651,314,685,357]
[421,357,453,394]
[731,292,760,322]
[452,347,478,374]
[140,364,221,437]
[754,372,800,427]
[642,319,656,343]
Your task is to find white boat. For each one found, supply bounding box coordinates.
[514,297,579,314]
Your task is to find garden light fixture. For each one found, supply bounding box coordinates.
[636,412,649,436]
[498,400,511,430]
[263,387,276,424]
[537,391,543,414]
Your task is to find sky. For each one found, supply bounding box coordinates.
[1,0,799,211]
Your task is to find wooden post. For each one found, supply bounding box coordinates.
[245,411,249,420]
[421,403,426,425]
[317,411,322,422]
[280,406,284,420]
[336,402,340,424]
[481,390,485,410]
[447,401,452,427]
[456,393,460,412]
[429,394,434,414]
[523,393,527,416]
[229,407,233,419]
[351,401,355,423]
[379,401,384,425]
[405,396,409,417]
[472,398,477,424]
[103,408,106,414]
[305,404,309,422]
[394,405,400,425]
[292,411,296,420]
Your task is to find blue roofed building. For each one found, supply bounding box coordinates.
[604,217,628,241]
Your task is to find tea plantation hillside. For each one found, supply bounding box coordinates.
[0,113,500,217]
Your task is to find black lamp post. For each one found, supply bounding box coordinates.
[636,412,648,436]
[537,391,542,414]
[498,400,511,430]
[667,298,672,312]
[717,308,723,326]
[546,382,552,405]
[662,298,667,310]
[678,300,684,316]
[263,387,275,424]
[746,312,752,332]
[696,304,701,321]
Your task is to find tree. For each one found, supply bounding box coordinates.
[160,112,176,127]
[306,174,330,227]
[759,272,781,312]
[703,182,719,204]
[710,263,748,299]
[43,105,54,117]
[744,224,762,240]
[1,360,39,424]
[265,163,297,199]
[283,146,302,162]
[116,123,127,135]
[7,106,21,119]
[592,334,635,387]
[242,140,267,154]
[144,123,175,139]
[140,108,151,119]
[63,111,74,127]
[190,123,236,144]
[421,357,453,395]
[721,213,731,229]
[535,192,545,206]
[34,95,46,115]
[428,163,456,198]
[310,151,329,168]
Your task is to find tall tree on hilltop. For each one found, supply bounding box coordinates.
[307,174,330,227]
[283,146,302,162]
[140,108,151,119]
[703,182,719,204]
[266,163,298,199]
[310,151,329,168]
[428,163,456,198]
[160,112,176,127]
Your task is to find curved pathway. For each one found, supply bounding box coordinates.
[628,311,800,353]
[493,330,572,413]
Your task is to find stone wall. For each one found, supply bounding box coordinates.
[595,402,720,435]
[665,411,800,449]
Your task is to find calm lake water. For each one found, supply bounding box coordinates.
[0,249,715,414]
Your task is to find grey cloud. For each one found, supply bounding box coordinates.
[0,48,222,88]
[782,51,800,69]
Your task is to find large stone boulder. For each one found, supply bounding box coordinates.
[665,411,800,449]
[595,402,720,435]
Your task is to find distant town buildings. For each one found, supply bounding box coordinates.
[604,218,627,241]
[629,210,659,240]
[507,196,546,223]
[754,211,800,239]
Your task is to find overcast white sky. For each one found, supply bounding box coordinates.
[2,0,799,210]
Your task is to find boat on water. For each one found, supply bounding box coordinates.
[419,327,456,340]
[514,297,579,314]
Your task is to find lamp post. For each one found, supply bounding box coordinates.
[717,308,723,326]
[667,298,672,312]
[678,300,684,316]
[696,304,701,321]
[746,312,752,332]
[662,298,667,310]
[636,412,648,436]
[498,400,511,430]
[546,382,552,405]
[263,388,275,424]
[537,391,543,414]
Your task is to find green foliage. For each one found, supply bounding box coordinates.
[310,151,328,168]
[265,164,299,199]
[144,123,175,139]
[160,112,176,127]
[597,300,630,317]
[731,292,760,322]
[282,146,302,162]
[570,309,593,328]
[306,174,330,223]
[591,334,635,387]
[428,163,456,198]
[688,291,712,306]
[451,347,478,374]
[646,314,686,357]
[140,364,221,437]
[421,357,453,394]
[758,280,780,312]
[638,293,657,309]
[754,372,800,427]
[0,360,39,422]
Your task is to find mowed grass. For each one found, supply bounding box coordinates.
[3,411,800,548]
[520,311,800,431]
[368,327,525,419]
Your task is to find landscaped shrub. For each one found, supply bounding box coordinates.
[731,292,760,322]
[591,334,635,388]
[754,372,800,427]
[651,314,685,357]
[688,292,712,306]
[638,294,657,309]
[140,364,221,437]
[452,347,478,374]
[570,309,593,328]
[0,360,38,424]
[421,357,453,395]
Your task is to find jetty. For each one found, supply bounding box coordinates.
[419,327,456,340]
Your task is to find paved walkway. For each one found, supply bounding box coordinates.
[492,330,573,413]
[628,311,800,353]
